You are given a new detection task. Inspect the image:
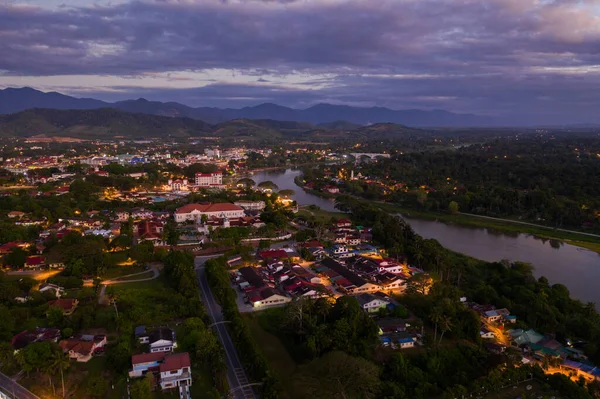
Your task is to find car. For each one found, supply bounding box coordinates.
[94,347,105,355]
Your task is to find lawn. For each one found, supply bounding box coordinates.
[102,264,145,279]
[110,277,165,293]
[243,313,297,398]
[111,270,155,282]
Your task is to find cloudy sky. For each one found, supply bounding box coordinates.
[1,0,600,122]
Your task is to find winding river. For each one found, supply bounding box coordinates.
[252,168,600,305]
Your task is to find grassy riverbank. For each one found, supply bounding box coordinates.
[375,203,600,254]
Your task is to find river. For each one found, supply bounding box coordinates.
[252,168,600,305]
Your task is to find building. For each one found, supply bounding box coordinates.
[39,283,64,298]
[246,287,291,309]
[356,293,389,313]
[11,328,61,350]
[174,203,245,223]
[25,256,45,269]
[234,200,266,211]
[168,179,189,191]
[129,352,192,394]
[48,299,79,315]
[148,328,177,353]
[59,335,107,363]
[195,172,222,187]
[159,352,192,392]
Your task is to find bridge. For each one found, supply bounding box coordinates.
[349,153,391,163]
[0,371,39,399]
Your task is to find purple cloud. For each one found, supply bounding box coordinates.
[1,0,600,121]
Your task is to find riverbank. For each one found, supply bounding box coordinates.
[374,203,600,254]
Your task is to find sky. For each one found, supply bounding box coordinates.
[1,0,600,123]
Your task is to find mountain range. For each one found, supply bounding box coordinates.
[0,108,426,140]
[0,87,492,127]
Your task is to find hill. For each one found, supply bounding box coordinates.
[0,108,212,138]
[0,87,494,127]
[0,108,431,140]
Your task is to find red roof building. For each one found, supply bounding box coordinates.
[159,352,191,373]
[25,256,45,269]
[258,250,289,260]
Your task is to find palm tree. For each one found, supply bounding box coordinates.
[429,307,443,344]
[51,348,70,398]
[438,315,453,344]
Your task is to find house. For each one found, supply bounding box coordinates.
[195,172,223,187]
[336,218,352,228]
[115,210,130,222]
[480,326,495,339]
[323,185,340,194]
[384,331,416,349]
[509,329,544,346]
[377,317,407,334]
[482,310,501,323]
[356,293,389,313]
[39,283,64,298]
[59,335,107,362]
[8,211,26,218]
[25,256,45,269]
[258,250,289,261]
[246,288,291,308]
[11,328,61,350]
[48,299,79,315]
[332,244,349,256]
[148,328,177,353]
[159,352,192,392]
[174,203,245,223]
[129,352,168,377]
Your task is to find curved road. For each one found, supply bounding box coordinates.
[194,256,256,399]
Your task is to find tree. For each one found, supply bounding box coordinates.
[85,375,109,398]
[438,314,453,344]
[293,351,380,399]
[257,181,279,191]
[279,189,295,197]
[429,306,443,344]
[405,273,431,295]
[4,247,27,268]
[51,349,70,398]
[448,201,459,214]
[47,306,65,328]
[236,178,256,188]
[130,374,152,399]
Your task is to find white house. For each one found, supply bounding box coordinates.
[168,179,189,191]
[246,288,291,309]
[159,353,192,392]
[147,328,177,353]
[174,203,245,223]
[356,293,389,313]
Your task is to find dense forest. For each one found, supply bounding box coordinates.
[340,135,600,230]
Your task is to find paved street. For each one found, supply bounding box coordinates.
[194,256,256,399]
[0,371,39,399]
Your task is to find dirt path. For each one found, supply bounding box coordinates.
[98,266,160,304]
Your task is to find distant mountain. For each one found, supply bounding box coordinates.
[0,87,493,127]
[0,108,425,140]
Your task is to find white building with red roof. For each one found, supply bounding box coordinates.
[159,352,192,391]
[195,172,222,187]
[174,203,245,223]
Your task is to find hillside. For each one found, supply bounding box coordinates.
[0,108,431,140]
[0,108,212,138]
[0,87,495,127]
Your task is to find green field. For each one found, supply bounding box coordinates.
[242,313,297,399]
[111,270,155,282]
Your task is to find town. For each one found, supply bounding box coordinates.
[0,138,599,399]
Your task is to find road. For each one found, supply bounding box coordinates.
[194,256,256,399]
[0,371,39,399]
